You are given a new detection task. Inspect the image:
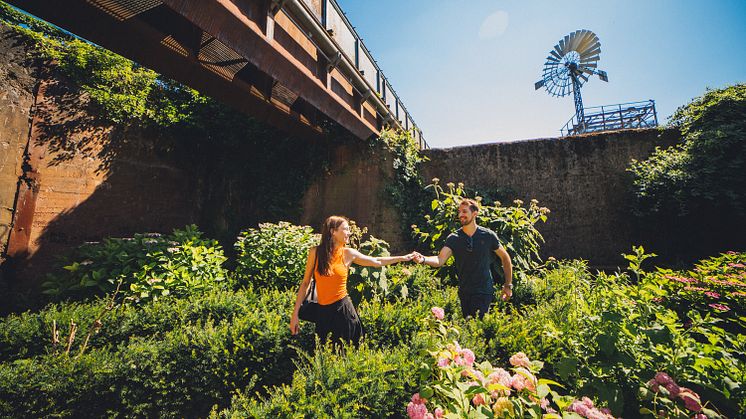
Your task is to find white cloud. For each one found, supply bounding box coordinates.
[479,10,509,39]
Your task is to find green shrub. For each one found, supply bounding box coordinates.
[0,287,315,417]
[213,341,421,418]
[411,179,549,284]
[234,222,319,290]
[628,84,746,258]
[41,225,227,304]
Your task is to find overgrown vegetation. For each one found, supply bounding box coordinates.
[2,223,743,417]
[412,179,549,284]
[0,2,333,237]
[628,84,746,258]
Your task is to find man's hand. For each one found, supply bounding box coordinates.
[500,284,513,301]
[412,252,425,264]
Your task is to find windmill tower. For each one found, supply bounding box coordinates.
[535,30,608,134]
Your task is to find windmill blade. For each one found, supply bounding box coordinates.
[597,70,608,82]
[546,54,559,62]
[534,79,546,90]
[575,33,599,54]
[579,73,589,82]
[561,35,570,53]
[580,46,602,60]
[580,55,600,64]
[549,49,562,60]
[579,62,598,70]
[567,31,580,51]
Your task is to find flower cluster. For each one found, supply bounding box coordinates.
[567,397,614,419]
[409,307,616,418]
[645,372,706,414]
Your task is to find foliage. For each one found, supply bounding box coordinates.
[1,7,330,234]
[629,84,746,217]
[411,307,615,418]
[643,251,746,331]
[376,128,430,243]
[628,84,746,258]
[214,341,420,418]
[0,287,315,418]
[234,222,319,290]
[411,179,549,284]
[41,225,226,305]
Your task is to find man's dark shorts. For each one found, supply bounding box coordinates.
[460,293,493,319]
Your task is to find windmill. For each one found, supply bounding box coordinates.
[534,30,608,134]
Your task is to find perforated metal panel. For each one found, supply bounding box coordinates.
[197,32,248,81]
[87,0,162,21]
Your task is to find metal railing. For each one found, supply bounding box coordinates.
[291,0,427,149]
[561,100,658,137]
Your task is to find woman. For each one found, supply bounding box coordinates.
[290,215,414,344]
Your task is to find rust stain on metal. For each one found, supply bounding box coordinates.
[6,78,49,259]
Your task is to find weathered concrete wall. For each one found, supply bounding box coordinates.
[301,142,405,249]
[421,129,681,267]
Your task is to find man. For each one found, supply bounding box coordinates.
[414,198,513,318]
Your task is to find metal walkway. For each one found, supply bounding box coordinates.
[7,0,426,148]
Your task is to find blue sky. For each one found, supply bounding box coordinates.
[337,0,746,148]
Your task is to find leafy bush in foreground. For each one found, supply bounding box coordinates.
[0,288,315,418]
[212,341,420,418]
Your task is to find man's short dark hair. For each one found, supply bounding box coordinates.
[459,199,479,212]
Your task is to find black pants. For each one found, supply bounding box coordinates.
[459,293,494,319]
[315,296,363,345]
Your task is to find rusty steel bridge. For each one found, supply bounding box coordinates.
[7,0,427,148]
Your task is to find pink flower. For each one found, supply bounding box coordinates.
[510,374,526,392]
[728,263,745,268]
[679,389,702,412]
[434,407,444,418]
[647,378,660,392]
[581,396,595,408]
[693,414,707,419]
[431,306,445,320]
[708,303,731,311]
[664,382,680,397]
[461,349,475,366]
[407,401,428,419]
[408,393,429,419]
[654,372,674,386]
[488,368,512,387]
[437,357,450,368]
[569,401,591,417]
[704,291,720,299]
[472,393,486,406]
[509,352,531,368]
[683,286,706,292]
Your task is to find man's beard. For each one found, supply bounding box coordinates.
[459,216,473,226]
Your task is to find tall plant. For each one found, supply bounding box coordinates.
[411,179,549,283]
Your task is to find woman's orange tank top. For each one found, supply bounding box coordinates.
[315,246,348,305]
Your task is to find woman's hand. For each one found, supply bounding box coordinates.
[289,313,300,335]
[401,252,416,262]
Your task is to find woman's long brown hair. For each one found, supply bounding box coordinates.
[316,215,348,276]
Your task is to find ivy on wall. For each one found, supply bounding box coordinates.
[0,2,332,235]
[628,83,746,258]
